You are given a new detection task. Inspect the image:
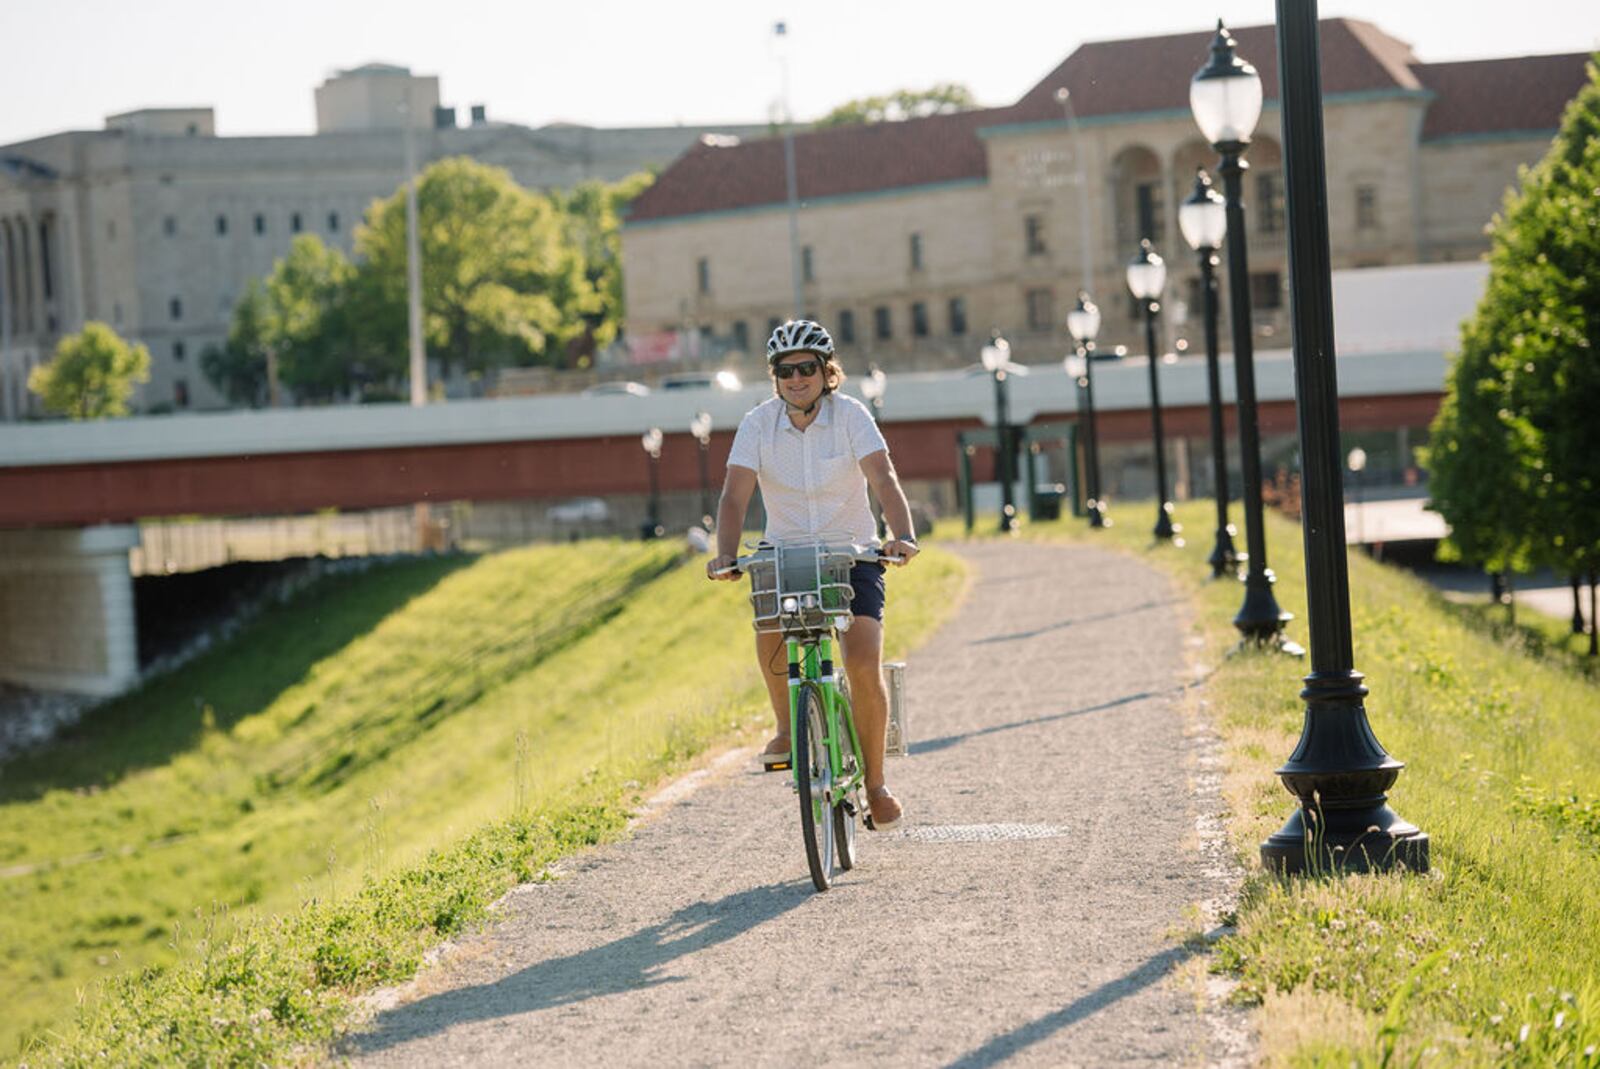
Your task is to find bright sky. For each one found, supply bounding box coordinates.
[3,1,1596,145]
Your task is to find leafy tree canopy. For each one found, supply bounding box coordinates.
[814,83,977,128]
[353,156,593,379]
[1426,57,1600,580]
[28,321,150,419]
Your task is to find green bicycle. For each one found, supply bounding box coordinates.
[721,541,898,891]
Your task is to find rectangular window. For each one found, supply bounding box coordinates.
[215,214,228,236]
[291,212,303,233]
[1356,185,1379,230]
[1136,182,1163,241]
[948,297,968,336]
[172,340,186,362]
[731,320,749,353]
[837,309,856,345]
[106,220,116,241]
[1026,288,1054,332]
[254,213,266,235]
[873,306,892,340]
[696,256,710,295]
[1185,277,1205,320]
[1025,214,1047,256]
[327,210,341,232]
[909,232,923,271]
[911,301,930,337]
[1258,174,1285,234]
[801,245,814,283]
[174,379,190,409]
[1250,271,1283,310]
[169,296,183,321]
[163,215,177,237]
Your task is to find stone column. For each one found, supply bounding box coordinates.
[0,525,141,697]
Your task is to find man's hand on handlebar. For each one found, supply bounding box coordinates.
[881,539,919,567]
[707,555,740,580]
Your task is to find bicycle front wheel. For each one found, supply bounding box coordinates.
[794,682,835,891]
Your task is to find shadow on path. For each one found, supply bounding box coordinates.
[910,684,1187,756]
[970,599,1183,646]
[942,934,1215,1069]
[344,880,811,1057]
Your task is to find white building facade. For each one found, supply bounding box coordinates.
[0,64,763,417]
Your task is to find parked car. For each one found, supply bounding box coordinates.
[581,380,651,397]
[659,370,742,391]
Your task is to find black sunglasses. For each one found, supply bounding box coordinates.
[774,360,822,380]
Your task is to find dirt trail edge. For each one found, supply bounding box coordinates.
[339,541,1251,1068]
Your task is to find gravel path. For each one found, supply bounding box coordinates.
[339,541,1248,1068]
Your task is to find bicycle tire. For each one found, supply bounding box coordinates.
[832,689,858,871]
[794,682,835,891]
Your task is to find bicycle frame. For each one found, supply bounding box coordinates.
[787,631,865,805]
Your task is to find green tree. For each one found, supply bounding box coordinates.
[264,235,359,401]
[28,321,151,419]
[1426,57,1600,610]
[353,156,594,379]
[200,280,271,407]
[815,83,977,128]
[554,171,655,366]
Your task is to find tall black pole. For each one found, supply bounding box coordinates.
[994,366,1016,532]
[1572,574,1585,636]
[1199,249,1240,576]
[1260,0,1427,874]
[1083,342,1108,528]
[645,450,662,540]
[696,438,712,529]
[1218,151,1296,649]
[1142,299,1176,541]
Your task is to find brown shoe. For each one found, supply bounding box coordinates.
[759,735,791,770]
[867,786,903,831]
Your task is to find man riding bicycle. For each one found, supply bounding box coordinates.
[707,319,919,832]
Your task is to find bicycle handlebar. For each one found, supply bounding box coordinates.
[710,542,904,578]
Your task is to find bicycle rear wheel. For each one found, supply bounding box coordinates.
[794,682,835,891]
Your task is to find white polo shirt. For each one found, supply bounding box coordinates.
[726,393,888,545]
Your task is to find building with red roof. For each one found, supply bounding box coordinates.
[621,19,1591,367]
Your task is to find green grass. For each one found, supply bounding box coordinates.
[1003,502,1600,1067]
[6,538,968,1066]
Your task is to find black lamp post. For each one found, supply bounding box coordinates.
[1126,240,1178,543]
[1259,1,1428,874]
[1191,21,1298,651]
[640,427,664,541]
[690,411,713,531]
[981,331,1019,533]
[1180,168,1242,577]
[1066,293,1109,528]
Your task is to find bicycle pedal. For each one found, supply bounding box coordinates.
[764,760,792,773]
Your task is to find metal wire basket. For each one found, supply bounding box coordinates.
[748,542,856,635]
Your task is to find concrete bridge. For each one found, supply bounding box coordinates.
[0,345,1445,697]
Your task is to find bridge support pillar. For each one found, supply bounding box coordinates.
[0,525,140,696]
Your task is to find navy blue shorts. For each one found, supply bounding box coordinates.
[849,561,887,621]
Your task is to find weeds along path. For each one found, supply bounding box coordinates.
[342,541,1248,1068]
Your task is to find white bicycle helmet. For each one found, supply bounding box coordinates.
[766,319,835,365]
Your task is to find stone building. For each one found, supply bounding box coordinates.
[621,20,1591,371]
[0,64,764,417]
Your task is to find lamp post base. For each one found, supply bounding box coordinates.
[1153,502,1180,542]
[1234,569,1299,653]
[1087,500,1111,528]
[1208,524,1243,578]
[1261,805,1429,875]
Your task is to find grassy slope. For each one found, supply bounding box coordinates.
[7,540,967,1065]
[1012,503,1600,1067]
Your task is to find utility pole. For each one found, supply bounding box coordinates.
[776,20,804,319]
[402,96,427,407]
